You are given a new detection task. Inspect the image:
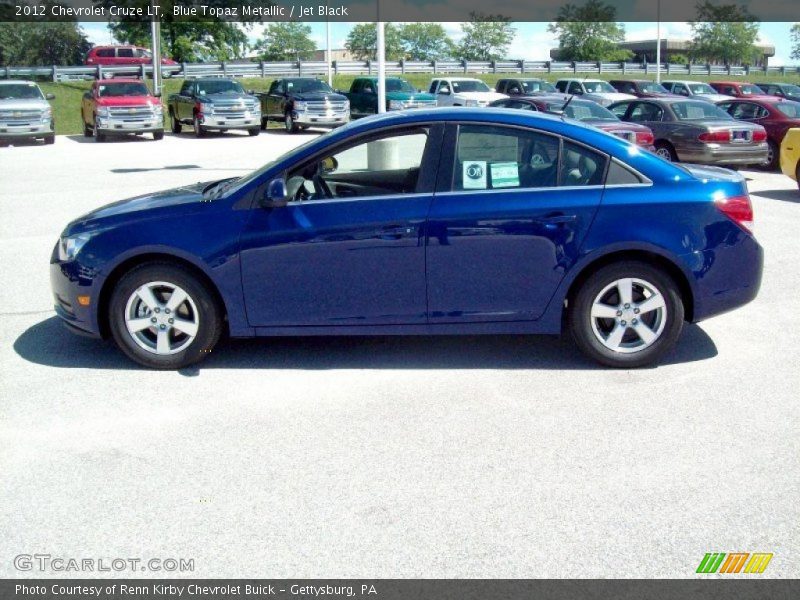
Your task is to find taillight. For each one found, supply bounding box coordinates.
[715,194,754,233]
[698,130,731,143]
[635,130,654,146]
[752,129,767,142]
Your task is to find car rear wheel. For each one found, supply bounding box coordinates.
[248,127,260,137]
[654,141,676,162]
[763,140,778,171]
[284,113,297,133]
[260,117,268,130]
[153,130,164,141]
[170,111,182,134]
[193,114,205,138]
[568,261,684,368]
[108,263,223,369]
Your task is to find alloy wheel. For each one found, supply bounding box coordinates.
[589,277,667,354]
[124,281,199,355]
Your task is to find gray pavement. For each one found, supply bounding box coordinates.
[1,131,798,578]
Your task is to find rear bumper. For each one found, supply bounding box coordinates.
[678,142,768,165]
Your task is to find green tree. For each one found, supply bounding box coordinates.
[256,22,316,61]
[344,23,404,61]
[399,23,455,61]
[457,13,516,61]
[548,0,632,62]
[791,23,800,61]
[689,1,760,65]
[0,20,91,66]
[98,1,253,62]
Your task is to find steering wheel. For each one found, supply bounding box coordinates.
[312,172,333,199]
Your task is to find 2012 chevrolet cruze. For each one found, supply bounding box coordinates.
[51,108,763,369]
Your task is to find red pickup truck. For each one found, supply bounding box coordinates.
[81,79,164,142]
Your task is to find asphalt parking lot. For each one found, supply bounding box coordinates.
[1,130,798,578]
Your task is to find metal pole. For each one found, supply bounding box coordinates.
[655,0,661,83]
[377,21,386,113]
[326,12,332,87]
[150,0,162,97]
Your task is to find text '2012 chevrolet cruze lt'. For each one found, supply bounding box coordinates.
[51,108,763,369]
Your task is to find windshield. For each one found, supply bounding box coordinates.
[672,101,732,120]
[640,82,669,93]
[451,80,491,93]
[775,101,800,118]
[550,101,618,121]
[782,85,800,94]
[197,80,245,95]
[584,81,616,93]
[522,80,556,93]
[285,79,333,94]
[0,83,44,100]
[740,84,764,95]
[688,83,717,94]
[98,82,149,97]
[386,79,416,93]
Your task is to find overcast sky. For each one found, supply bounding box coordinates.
[79,21,798,65]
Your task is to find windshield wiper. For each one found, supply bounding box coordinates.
[202,177,238,200]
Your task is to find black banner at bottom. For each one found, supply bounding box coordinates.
[3,580,800,600]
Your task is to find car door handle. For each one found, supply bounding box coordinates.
[535,214,577,225]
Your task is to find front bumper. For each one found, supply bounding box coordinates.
[293,111,349,127]
[0,120,54,139]
[50,245,102,338]
[679,142,768,165]
[199,114,260,130]
[96,117,163,135]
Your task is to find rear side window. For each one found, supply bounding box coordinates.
[560,141,606,187]
[117,48,134,58]
[453,125,560,191]
[96,48,114,58]
[606,160,644,185]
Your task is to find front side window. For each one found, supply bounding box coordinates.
[628,103,663,122]
[729,102,767,120]
[286,128,430,201]
[117,48,135,58]
[96,48,114,58]
[610,102,632,118]
[568,82,583,94]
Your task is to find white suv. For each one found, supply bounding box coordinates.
[554,79,635,106]
[429,78,507,107]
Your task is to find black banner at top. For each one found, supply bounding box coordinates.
[1,0,798,23]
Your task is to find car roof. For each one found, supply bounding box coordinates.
[709,81,749,86]
[0,80,40,85]
[97,78,146,84]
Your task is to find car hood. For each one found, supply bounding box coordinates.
[386,91,437,101]
[65,181,212,235]
[584,92,637,103]
[199,93,258,104]
[453,91,507,102]
[292,91,348,102]
[96,96,159,107]
[0,97,49,110]
[697,93,732,103]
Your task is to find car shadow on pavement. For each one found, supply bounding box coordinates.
[753,188,799,203]
[65,134,159,144]
[14,316,717,373]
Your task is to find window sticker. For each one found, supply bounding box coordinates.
[463,161,487,189]
[490,162,520,188]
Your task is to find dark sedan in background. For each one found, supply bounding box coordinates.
[609,98,768,165]
[490,95,655,150]
[494,78,557,96]
[717,97,800,169]
[753,82,800,103]
[609,80,679,98]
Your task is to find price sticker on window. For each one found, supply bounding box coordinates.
[490,162,520,188]
[463,161,487,189]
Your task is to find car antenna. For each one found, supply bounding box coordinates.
[560,94,575,119]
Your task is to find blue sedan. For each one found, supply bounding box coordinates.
[51,108,763,369]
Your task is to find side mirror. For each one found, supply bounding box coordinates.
[439,88,450,95]
[246,89,255,95]
[262,178,289,208]
[46,93,55,100]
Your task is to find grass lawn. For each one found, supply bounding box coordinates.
[28,71,800,136]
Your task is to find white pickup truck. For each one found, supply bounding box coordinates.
[429,78,507,107]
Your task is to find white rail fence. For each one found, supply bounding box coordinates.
[3,60,799,82]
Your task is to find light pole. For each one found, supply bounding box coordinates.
[326,1,332,87]
[377,21,386,113]
[150,0,162,96]
[655,0,661,83]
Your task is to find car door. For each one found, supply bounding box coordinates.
[267,80,283,117]
[240,124,444,327]
[625,101,667,139]
[425,123,607,323]
[177,81,194,120]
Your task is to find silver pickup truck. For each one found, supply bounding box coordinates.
[167,78,260,138]
[0,80,55,146]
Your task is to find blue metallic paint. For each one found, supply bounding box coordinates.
[50,108,763,341]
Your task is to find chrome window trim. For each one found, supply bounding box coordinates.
[286,192,431,207]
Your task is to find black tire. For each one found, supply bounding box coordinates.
[83,117,92,137]
[568,261,684,368]
[44,135,55,145]
[170,110,182,134]
[248,127,260,137]
[193,113,205,138]
[284,112,298,133]
[108,262,223,370]
[93,117,106,143]
[796,161,800,192]
[654,141,677,162]
[260,117,268,131]
[153,130,164,141]
[763,140,779,171]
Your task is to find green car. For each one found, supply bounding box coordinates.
[342,77,437,118]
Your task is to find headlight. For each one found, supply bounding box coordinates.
[58,233,93,262]
[294,101,307,112]
[41,108,52,120]
[151,103,163,114]
[388,100,405,110]
[97,107,110,118]
[465,99,479,107]
[343,100,350,110]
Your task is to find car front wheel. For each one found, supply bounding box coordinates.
[193,114,205,138]
[568,261,684,368]
[108,263,223,369]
